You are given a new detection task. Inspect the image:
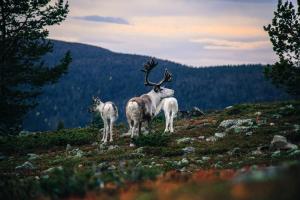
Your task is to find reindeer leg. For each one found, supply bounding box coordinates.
[131,120,136,138]
[101,123,106,142]
[103,120,109,143]
[164,112,170,133]
[170,113,174,133]
[109,119,114,142]
[127,119,132,135]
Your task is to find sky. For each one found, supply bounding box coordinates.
[49,0,298,67]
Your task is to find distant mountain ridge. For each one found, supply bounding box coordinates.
[23,40,289,131]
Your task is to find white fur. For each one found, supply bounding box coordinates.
[155,97,178,133]
[126,87,174,138]
[93,99,118,143]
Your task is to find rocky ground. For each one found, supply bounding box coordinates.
[0,100,300,200]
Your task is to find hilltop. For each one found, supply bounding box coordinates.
[1,100,300,199]
[23,40,289,131]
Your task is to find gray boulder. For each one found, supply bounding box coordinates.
[108,145,119,150]
[219,119,253,129]
[270,135,298,151]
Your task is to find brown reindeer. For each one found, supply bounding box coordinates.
[125,58,174,140]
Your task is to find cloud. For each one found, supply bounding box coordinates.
[190,38,270,50]
[73,15,129,25]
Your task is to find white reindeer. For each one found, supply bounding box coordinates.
[90,97,118,143]
[155,97,178,133]
[126,58,174,139]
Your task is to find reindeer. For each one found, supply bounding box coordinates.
[90,97,118,143]
[126,58,174,139]
[155,97,178,133]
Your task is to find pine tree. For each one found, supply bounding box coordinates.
[264,0,300,96]
[0,0,71,135]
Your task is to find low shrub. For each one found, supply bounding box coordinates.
[132,133,170,147]
[0,128,98,154]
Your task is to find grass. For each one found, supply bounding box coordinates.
[0,100,300,199]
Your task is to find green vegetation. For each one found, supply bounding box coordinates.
[132,132,171,147]
[0,128,98,154]
[0,100,300,199]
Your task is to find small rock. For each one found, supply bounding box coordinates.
[225,106,233,110]
[108,145,119,150]
[182,146,195,154]
[43,166,63,174]
[245,131,253,136]
[98,162,109,170]
[91,142,98,146]
[18,130,35,136]
[129,143,135,147]
[215,132,226,138]
[206,136,217,142]
[202,156,211,161]
[196,159,204,164]
[255,112,262,116]
[27,153,39,161]
[198,135,205,140]
[217,154,224,159]
[16,161,35,170]
[181,158,189,165]
[177,137,195,144]
[108,165,116,170]
[228,147,241,156]
[252,149,263,156]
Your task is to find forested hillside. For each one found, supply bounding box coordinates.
[23,40,289,131]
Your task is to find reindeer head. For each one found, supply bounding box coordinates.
[142,58,174,98]
[89,96,101,112]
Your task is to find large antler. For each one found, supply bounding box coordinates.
[142,58,172,89]
[142,58,158,86]
[156,68,172,87]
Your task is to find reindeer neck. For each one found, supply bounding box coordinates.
[146,90,161,108]
[96,101,105,111]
